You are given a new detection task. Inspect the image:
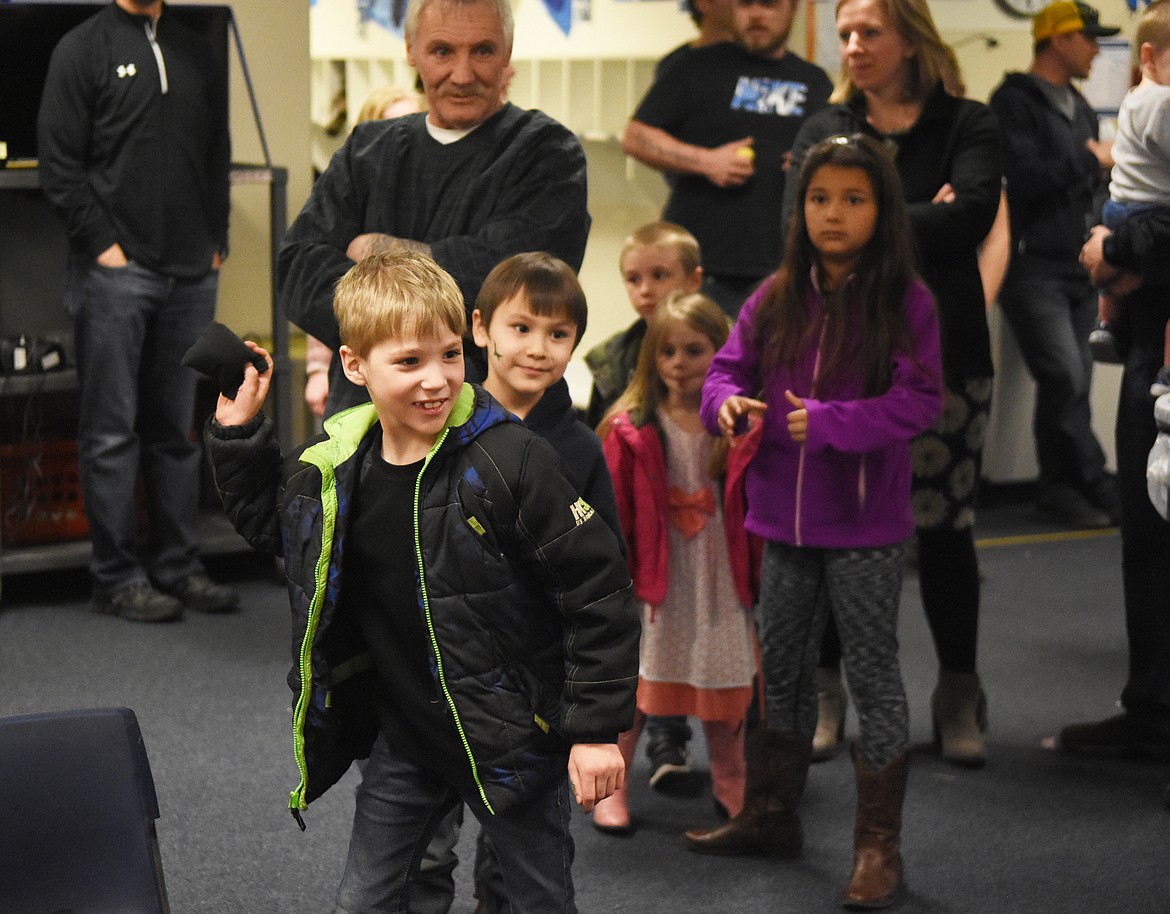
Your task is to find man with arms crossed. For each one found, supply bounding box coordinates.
[279,0,591,410]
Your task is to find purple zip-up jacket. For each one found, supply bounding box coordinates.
[700,276,943,549]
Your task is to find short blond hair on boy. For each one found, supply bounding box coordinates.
[1138,0,1170,56]
[619,221,702,276]
[334,250,467,357]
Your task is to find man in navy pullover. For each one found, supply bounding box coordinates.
[279,0,591,409]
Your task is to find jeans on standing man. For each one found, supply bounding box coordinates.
[999,257,1118,526]
[69,258,217,594]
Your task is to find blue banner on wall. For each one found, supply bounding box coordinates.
[543,0,573,34]
[357,0,409,34]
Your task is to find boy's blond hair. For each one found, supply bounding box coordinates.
[475,252,588,347]
[618,221,702,276]
[334,251,466,357]
[1138,0,1170,58]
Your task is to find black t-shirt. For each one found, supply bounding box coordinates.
[342,445,468,780]
[633,42,832,280]
[655,41,695,79]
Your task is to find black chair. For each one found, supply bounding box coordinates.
[0,707,170,914]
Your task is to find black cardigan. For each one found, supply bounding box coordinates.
[781,85,1003,385]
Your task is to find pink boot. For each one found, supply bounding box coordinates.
[703,719,746,818]
[592,713,643,835]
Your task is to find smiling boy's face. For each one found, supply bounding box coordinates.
[472,292,578,418]
[340,328,465,464]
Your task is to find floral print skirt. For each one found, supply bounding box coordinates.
[910,376,993,531]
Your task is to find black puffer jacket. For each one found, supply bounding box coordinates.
[206,384,640,822]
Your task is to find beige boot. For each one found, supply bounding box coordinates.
[684,728,809,857]
[813,666,847,762]
[842,747,909,910]
[931,670,988,768]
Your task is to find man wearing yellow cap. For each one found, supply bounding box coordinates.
[990,2,1122,529]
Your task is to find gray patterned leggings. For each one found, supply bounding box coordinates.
[756,540,909,770]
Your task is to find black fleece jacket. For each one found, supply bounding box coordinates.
[37,2,230,278]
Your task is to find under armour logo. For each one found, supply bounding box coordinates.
[116,63,138,79]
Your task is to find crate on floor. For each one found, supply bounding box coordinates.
[0,439,88,547]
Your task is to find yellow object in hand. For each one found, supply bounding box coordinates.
[736,146,755,162]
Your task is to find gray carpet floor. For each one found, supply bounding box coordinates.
[0,499,1167,913]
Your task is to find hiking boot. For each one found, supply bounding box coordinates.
[94,580,183,623]
[1088,322,1123,364]
[1084,475,1121,526]
[161,573,239,614]
[1035,483,1111,528]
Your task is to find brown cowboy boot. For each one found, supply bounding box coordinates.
[842,746,909,910]
[684,727,809,857]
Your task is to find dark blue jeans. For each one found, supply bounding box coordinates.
[335,732,576,914]
[66,257,216,592]
[999,257,1108,490]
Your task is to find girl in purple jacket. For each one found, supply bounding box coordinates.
[686,135,943,911]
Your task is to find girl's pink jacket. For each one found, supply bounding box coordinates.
[602,412,764,609]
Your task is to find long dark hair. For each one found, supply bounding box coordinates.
[754,134,920,397]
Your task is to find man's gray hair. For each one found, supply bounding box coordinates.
[405,0,515,45]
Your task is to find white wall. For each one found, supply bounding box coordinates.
[183,0,311,340]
